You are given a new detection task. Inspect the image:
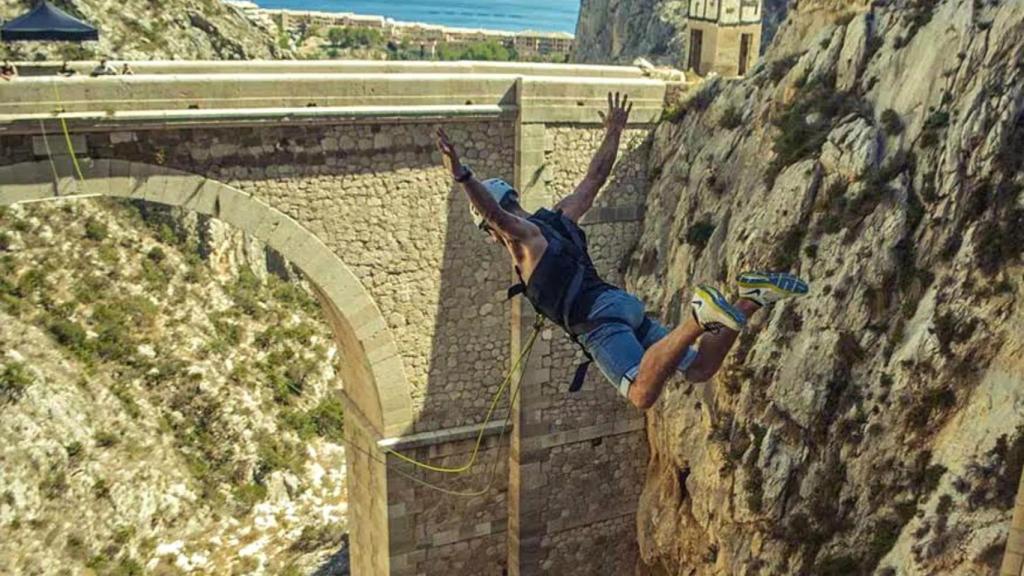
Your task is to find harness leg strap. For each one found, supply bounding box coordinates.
[569,360,590,393]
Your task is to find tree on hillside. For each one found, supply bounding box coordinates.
[437,40,515,62]
[327,27,384,49]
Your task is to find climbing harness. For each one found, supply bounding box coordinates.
[507,208,617,393]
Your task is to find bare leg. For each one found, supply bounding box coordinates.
[683,299,761,382]
[628,315,704,410]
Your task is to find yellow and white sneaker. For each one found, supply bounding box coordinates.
[691,285,747,333]
[737,272,810,307]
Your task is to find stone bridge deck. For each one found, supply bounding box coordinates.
[0,61,668,575]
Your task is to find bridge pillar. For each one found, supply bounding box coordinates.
[506,77,662,575]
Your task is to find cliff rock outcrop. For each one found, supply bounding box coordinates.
[0,199,346,575]
[626,0,1024,573]
[573,0,788,66]
[573,0,690,66]
[0,0,284,61]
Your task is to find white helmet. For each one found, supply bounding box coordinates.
[471,178,519,230]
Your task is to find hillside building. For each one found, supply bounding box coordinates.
[687,0,763,77]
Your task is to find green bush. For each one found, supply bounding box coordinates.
[906,386,957,429]
[904,0,937,43]
[816,555,859,576]
[92,478,111,500]
[973,208,1024,275]
[233,482,268,515]
[289,522,345,553]
[84,219,109,242]
[771,227,805,270]
[47,318,89,355]
[228,269,266,317]
[256,434,306,479]
[719,106,743,130]
[147,246,167,264]
[111,557,144,576]
[283,395,345,443]
[767,53,801,83]
[662,83,720,124]
[437,40,515,62]
[766,77,868,186]
[880,109,903,135]
[269,276,320,315]
[0,361,34,404]
[684,219,716,251]
[111,383,141,419]
[16,268,48,297]
[743,463,764,512]
[40,465,68,499]
[995,117,1024,175]
[65,441,84,463]
[94,430,120,448]
[920,110,949,148]
[327,26,384,49]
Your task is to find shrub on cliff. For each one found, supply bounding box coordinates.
[766,76,870,187]
[0,361,34,404]
[881,109,904,135]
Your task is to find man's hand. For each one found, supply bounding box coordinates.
[436,127,465,179]
[597,92,633,133]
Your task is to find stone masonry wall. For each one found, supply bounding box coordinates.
[387,435,509,575]
[0,121,517,436]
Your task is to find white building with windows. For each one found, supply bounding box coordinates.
[687,0,763,77]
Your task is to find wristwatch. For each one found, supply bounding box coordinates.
[454,165,473,183]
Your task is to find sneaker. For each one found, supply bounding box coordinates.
[691,285,747,333]
[737,272,810,307]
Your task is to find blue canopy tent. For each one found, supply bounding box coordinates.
[1,1,98,42]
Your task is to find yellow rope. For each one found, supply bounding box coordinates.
[51,82,85,183]
[338,320,540,497]
[382,319,542,474]
[37,119,60,186]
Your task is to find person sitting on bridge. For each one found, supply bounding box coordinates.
[1,60,18,81]
[435,92,809,410]
[90,59,118,77]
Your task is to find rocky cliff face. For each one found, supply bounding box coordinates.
[0,0,285,61]
[626,0,1024,573]
[573,0,788,66]
[0,199,346,575]
[572,0,690,66]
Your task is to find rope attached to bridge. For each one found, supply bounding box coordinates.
[303,317,543,497]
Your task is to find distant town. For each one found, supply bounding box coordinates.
[224,1,575,62]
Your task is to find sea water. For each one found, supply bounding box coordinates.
[254,0,581,34]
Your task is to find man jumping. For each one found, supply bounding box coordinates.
[436,92,809,410]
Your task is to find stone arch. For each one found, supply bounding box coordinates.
[0,158,413,434]
[0,159,413,573]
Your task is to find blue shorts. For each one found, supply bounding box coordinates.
[578,289,697,397]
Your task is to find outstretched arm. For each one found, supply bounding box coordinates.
[555,92,633,223]
[436,128,539,241]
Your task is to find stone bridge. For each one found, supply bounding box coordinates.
[0,61,668,575]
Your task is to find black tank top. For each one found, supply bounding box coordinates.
[520,208,614,332]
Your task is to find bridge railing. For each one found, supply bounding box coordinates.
[0,69,667,131]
